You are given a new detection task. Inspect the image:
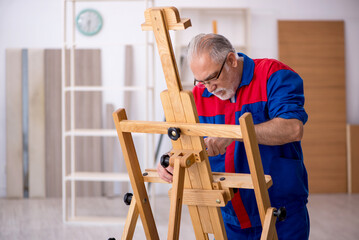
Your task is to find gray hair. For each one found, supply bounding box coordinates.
[187,33,236,64]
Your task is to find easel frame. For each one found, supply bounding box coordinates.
[113,7,281,240]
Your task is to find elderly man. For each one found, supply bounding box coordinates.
[157,33,310,239]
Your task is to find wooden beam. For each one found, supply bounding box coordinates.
[6,49,23,198]
[348,125,359,193]
[28,49,46,198]
[120,120,243,139]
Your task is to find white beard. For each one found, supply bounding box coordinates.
[212,88,235,101]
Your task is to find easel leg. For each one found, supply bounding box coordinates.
[168,159,186,240]
[260,208,277,240]
[122,197,139,240]
[239,114,278,240]
[113,109,159,239]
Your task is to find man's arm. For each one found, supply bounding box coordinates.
[205,117,303,156]
[255,117,303,145]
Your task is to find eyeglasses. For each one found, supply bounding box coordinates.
[193,54,228,88]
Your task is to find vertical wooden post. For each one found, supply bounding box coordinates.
[144,7,227,240]
[6,49,24,198]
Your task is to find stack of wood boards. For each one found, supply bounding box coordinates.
[6,49,109,198]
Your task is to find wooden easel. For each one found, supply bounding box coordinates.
[113,7,284,240]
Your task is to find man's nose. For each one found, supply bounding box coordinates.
[207,83,217,93]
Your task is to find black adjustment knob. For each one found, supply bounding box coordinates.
[160,153,170,168]
[168,127,181,141]
[108,238,116,240]
[274,207,287,222]
[123,193,133,206]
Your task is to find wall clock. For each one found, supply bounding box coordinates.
[76,9,103,36]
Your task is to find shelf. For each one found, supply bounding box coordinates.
[64,129,146,137]
[64,42,154,48]
[65,172,129,182]
[66,216,127,225]
[178,7,249,12]
[62,0,156,225]
[64,86,153,92]
[176,44,247,50]
[65,129,117,137]
[66,0,146,2]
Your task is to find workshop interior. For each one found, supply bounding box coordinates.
[0,0,358,239]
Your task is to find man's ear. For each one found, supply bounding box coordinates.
[228,52,237,68]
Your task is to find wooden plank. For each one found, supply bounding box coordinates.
[113,109,159,240]
[44,49,62,197]
[103,104,115,197]
[278,21,347,193]
[28,49,46,198]
[74,49,103,197]
[45,49,103,197]
[22,49,29,197]
[120,120,243,139]
[6,49,24,198]
[348,125,359,193]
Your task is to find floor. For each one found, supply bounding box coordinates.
[1,194,358,240]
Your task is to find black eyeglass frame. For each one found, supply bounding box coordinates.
[193,53,228,87]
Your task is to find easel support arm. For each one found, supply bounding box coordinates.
[119,119,243,140]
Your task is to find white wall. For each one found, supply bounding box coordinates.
[1,0,358,197]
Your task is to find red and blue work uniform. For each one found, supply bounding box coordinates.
[192,53,310,239]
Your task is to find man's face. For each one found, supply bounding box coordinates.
[190,52,238,100]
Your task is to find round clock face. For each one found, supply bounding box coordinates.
[76,9,103,36]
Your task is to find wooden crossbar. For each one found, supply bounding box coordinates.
[119,120,243,139]
[142,169,273,189]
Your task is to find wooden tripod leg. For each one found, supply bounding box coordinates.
[113,109,159,240]
[239,113,278,240]
[260,208,277,240]
[168,159,186,240]
[122,197,139,240]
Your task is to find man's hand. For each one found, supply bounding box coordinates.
[157,162,174,183]
[204,137,234,156]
